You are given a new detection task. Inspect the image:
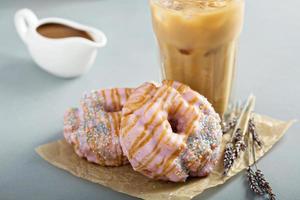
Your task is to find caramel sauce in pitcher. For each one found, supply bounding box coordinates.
[37,23,93,41]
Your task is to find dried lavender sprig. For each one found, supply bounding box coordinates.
[232,128,247,157]
[246,116,276,200]
[255,169,276,200]
[223,143,235,176]
[223,96,255,176]
[234,140,247,158]
[248,118,263,148]
[246,122,266,197]
[224,128,248,174]
[246,167,264,195]
[232,128,243,143]
[229,95,256,145]
[222,100,243,134]
[222,117,237,134]
[246,166,276,200]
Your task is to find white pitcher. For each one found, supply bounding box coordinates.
[15,8,107,78]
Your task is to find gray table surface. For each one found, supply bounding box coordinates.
[1,0,299,199]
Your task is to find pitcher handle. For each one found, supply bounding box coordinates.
[14,8,38,44]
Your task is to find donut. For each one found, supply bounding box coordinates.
[64,88,133,166]
[119,81,222,182]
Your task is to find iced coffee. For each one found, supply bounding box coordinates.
[150,0,244,116]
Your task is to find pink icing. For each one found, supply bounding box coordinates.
[63,88,133,166]
[120,81,222,182]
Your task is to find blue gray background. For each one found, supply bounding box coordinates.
[0,0,299,199]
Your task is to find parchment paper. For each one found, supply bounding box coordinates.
[36,113,294,200]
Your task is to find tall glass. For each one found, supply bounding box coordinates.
[150,0,244,116]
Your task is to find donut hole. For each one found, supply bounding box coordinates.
[168,118,178,133]
[168,116,184,134]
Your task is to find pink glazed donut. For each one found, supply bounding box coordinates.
[120,80,222,182]
[64,88,133,166]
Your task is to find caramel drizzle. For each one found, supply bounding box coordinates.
[164,165,177,177]
[182,106,192,117]
[156,156,166,169]
[164,80,186,94]
[128,119,164,159]
[121,115,130,129]
[126,85,195,176]
[176,84,187,94]
[154,145,184,178]
[152,103,191,177]
[122,87,167,137]
[132,91,179,171]
[171,101,183,116]
[127,96,148,111]
[185,114,199,136]
[127,127,149,159]
[127,89,171,158]
[143,87,168,114]
[114,112,123,164]
[110,89,117,111]
[162,80,174,87]
[174,105,197,135]
[125,88,131,99]
[115,89,121,110]
[188,96,199,105]
[159,105,199,176]
[135,129,169,170]
[123,85,156,116]
[111,112,119,136]
[121,117,139,136]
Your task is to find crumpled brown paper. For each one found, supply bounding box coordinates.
[36,113,294,200]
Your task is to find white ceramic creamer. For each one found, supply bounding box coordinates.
[15,8,107,78]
